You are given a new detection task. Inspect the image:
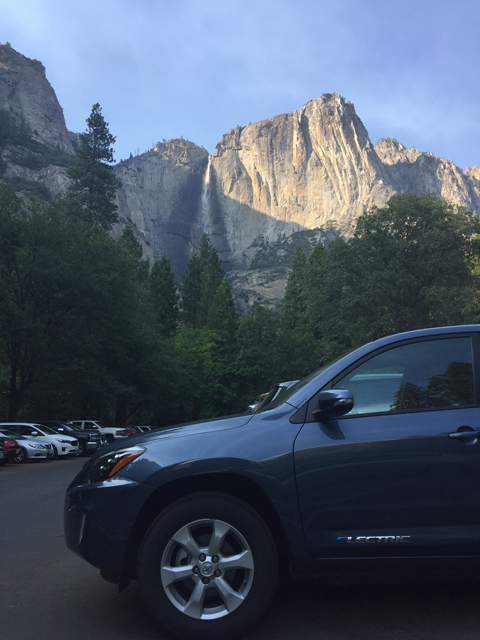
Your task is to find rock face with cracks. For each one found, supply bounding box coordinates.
[0,44,73,154]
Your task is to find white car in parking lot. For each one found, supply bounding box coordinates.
[0,423,79,458]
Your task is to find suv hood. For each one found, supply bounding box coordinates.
[91,413,255,457]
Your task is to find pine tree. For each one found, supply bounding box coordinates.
[118,226,143,260]
[181,254,203,328]
[206,277,238,338]
[198,234,225,326]
[67,103,118,229]
[149,256,179,338]
[281,246,308,333]
[181,234,225,328]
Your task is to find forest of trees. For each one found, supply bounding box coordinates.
[2,105,480,426]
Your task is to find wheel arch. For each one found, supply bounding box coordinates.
[122,472,291,583]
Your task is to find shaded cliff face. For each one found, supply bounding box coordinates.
[0,44,73,154]
[113,140,209,275]
[0,44,75,199]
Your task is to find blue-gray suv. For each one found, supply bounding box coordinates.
[65,325,480,639]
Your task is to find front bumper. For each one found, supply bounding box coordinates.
[58,443,80,456]
[64,474,153,572]
[27,448,48,459]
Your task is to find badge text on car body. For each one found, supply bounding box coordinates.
[336,535,411,543]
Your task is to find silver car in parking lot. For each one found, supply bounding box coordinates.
[0,429,53,463]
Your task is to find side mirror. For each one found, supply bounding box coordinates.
[30,431,39,437]
[313,389,354,421]
[57,427,65,433]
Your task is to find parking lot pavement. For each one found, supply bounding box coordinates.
[1,458,480,640]
[0,458,161,640]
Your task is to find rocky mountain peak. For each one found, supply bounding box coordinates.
[151,138,207,165]
[374,138,425,165]
[0,43,73,154]
[466,166,480,181]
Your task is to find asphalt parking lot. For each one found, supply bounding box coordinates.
[1,457,480,640]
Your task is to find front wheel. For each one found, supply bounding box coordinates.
[12,447,27,463]
[137,492,278,640]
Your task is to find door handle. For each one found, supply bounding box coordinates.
[448,429,480,440]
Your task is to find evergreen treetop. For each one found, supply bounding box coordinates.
[149,256,179,338]
[181,234,225,328]
[67,103,118,230]
[281,246,308,334]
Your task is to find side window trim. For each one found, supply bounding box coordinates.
[470,331,480,406]
[305,333,478,423]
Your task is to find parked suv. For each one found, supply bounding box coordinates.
[65,325,480,639]
[70,420,129,443]
[38,421,104,456]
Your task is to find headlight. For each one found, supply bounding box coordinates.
[87,446,146,483]
[28,443,44,449]
[57,439,73,444]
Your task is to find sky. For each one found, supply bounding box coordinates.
[1,0,479,170]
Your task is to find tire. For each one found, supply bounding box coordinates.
[137,492,278,640]
[52,445,59,459]
[79,441,87,457]
[12,447,27,463]
[0,457,7,466]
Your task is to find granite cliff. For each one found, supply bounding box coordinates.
[2,45,480,310]
[113,140,209,272]
[0,44,75,198]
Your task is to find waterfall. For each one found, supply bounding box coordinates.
[200,155,212,237]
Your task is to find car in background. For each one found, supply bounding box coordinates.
[135,426,152,434]
[70,420,129,444]
[116,426,140,437]
[38,421,104,456]
[2,436,21,464]
[0,423,79,458]
[66,324,480,640]
[249,380,299,413]
[0,429,52,463]
[0,437,5,466]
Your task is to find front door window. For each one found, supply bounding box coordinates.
[335,337,474,415]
